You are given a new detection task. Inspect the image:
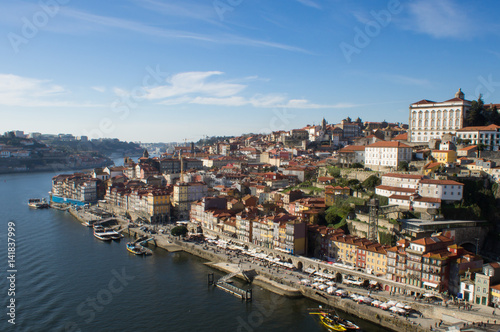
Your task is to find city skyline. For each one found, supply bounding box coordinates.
[2,0,500,142]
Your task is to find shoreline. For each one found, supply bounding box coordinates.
[115,221,425,332]
[65,209,497,332]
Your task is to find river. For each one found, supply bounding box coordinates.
[0,169,388,331]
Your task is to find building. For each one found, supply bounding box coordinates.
[456,124,500,151]
[431,150,457,164]
[409,89,472,143]
[338,145,365,165]
[172,182,208,220]
[474,263,500,306]
[417,179,463,202]
[51,174,101,205]
[364,141,412,170]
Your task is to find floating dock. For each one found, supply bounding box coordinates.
[208,273,252,301]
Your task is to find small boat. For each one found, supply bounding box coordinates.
[309,311,346,331]
[309,307,360,331]
[28,198,50,209]
[126,242,145,255]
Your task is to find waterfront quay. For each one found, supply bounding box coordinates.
[67,207,500,331]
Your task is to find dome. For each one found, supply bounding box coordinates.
[455,88,464,99]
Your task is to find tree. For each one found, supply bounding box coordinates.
[398,161,409,171]
[466,96,486,126]
[362,175,381,190]
[171,226,188,237]
[328,166,341,178]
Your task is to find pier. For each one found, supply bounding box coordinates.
[208,272,252,302]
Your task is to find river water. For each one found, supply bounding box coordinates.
[0,170,388,332]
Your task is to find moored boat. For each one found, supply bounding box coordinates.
[28,198,50,209]
[309,307,360,331]
[93,225,113,241]
[126,242,145,255]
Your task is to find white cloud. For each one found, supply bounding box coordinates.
[138,71,351,109]
[382,74,431,87]
[296,0,322,10]
[406,0,476,39]
[0,73,101,107]
[91,86,106,93]
[143,71,246,99]
[58,8,310,54]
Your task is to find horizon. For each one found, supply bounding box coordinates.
[2,0,500,143]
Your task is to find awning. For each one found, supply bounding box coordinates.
[423,282,439,288]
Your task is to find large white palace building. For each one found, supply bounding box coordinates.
[409,89,472,143]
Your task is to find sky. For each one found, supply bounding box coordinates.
[1,0,500,143]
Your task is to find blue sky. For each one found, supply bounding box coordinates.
[1,0,500,142]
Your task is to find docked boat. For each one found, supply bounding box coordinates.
[28,198,50,209]
[93,225,113,241]
[126,242,145,255]
[309,311,346,331]
[309,307,360,331]
[93,225,122,241]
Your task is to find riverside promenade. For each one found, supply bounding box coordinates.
[67,208,500,332]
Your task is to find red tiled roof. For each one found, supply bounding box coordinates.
[367,141,411,148]
[339,145,365,152]
[412,99,436,105]
[458,145,478,151]
[389,194,441,203]
[382,173,424,180]
[376,185,416,193]
[392,132,408,141]
[419,179,464,186]
[424,162,442,170]
[457,124,500,132]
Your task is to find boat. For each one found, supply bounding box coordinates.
[309,311,346,331]
[309,307,360,331]
[93,225,122,240]
[93,225,113,241]
[126,242,145,255]
[28,198,50,209]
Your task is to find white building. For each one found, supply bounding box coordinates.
[380,173,424,189]
[456,124,500,151]
[409,89,472,143]
[417,179,464,202]
[338,145,365,165]
[364,141,412,170]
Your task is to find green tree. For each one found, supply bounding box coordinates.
[171,226,188,237]
[466,97,486,126]
[328,166,341,178]
[362,175,381,190]
[398,161,409,171]
[349,162,364,169]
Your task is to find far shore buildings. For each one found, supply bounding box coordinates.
[409,89,472,143]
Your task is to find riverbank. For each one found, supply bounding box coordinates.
[65,209,499,331]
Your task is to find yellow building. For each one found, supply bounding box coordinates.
[365,245,387,276]
[330,234,359,267]
[431,150,457,164]
[423,162,443,176]
[146,189,171,223]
